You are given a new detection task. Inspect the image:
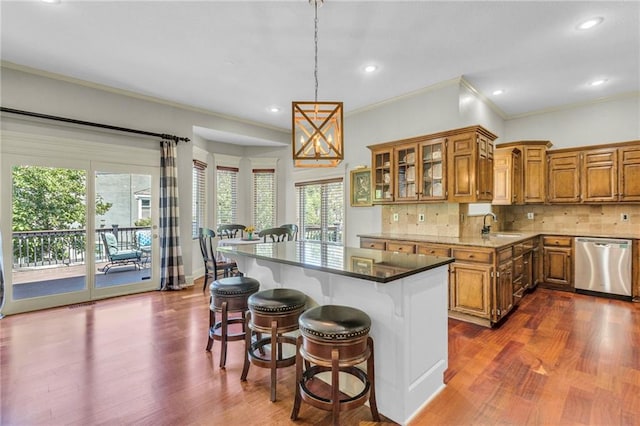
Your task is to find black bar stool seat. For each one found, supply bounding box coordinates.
[206,276,260,369]
[241,288,307,402]
[291,305,380,425]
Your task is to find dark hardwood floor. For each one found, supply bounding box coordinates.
[1,280,639,425]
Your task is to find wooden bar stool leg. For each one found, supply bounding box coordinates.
[240,311,252,381]
[331,348,340,426]
[220,301,228,369]
[206,308,215,351]
[291,335,303,420]
[367,336,380,422]
[270,320,278,402]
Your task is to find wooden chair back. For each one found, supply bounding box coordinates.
[258,227,291,243]
[279,224,298,241]
[198,227,237,291]
[217,224,246,239]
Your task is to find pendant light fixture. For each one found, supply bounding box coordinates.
[292,0,343,168]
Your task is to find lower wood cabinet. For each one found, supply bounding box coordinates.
[495,246,514,321]
[360,235,540,327]
[449,261,493,321]
[541,236,573,289]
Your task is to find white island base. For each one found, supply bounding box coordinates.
[230,253,449,425]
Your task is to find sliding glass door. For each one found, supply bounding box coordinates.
[1,155,158,315]
[92,162,158,299]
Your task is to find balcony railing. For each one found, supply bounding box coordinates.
[302,225,342,243]
[12,227,151,269]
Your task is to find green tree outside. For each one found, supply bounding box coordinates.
[12,165,112,263]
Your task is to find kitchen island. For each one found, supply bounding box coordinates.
[217,241,454,425]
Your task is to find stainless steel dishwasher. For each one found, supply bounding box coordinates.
[574,237,632,298]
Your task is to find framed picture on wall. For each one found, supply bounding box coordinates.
[350,167,372,207]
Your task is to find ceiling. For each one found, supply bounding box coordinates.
[1,1,638,146]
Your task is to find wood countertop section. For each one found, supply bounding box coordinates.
[359,231,637,248]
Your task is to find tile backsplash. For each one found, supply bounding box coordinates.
[381,203,640,237]
[500,204,640,236]
[382,203,461,237]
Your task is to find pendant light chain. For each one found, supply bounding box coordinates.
[314,0,319,103]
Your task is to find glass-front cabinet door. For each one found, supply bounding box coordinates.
[419,137,447,201]
[371,147,393,202]
[394,144,418,201]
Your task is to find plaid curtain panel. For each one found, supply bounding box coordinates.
[159,139,186,290]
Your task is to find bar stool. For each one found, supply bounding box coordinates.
[291,305,380,425]
[206,276,260,369]
[241,288,307,402]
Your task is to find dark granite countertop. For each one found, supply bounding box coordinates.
[217,241,454,283]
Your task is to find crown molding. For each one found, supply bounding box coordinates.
[1,61,289,133]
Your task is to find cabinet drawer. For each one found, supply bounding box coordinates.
[542,236,573,247]
[513,243,524,257]
[452,248,493,263]
[497,247,512,263]
[360,238,385,250]
[416,244,451,257]
[387,242,416,254]
[523,238,535,251]
[513,256,524,278]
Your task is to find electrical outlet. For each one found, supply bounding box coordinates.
[418,213,425,222]
[393,213,399,222]
[621,213,629,222]
[527,212,534,220]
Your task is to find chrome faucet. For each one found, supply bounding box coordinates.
[481,212,497,235]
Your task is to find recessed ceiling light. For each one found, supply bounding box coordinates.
[492,89,504,96]
[364,65,377,73]
[589,79,607,87]
[41,0,61,3]
[269,106,280,113]
[577,17,604,30]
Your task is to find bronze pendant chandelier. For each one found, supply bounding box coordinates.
[292,0,343,168]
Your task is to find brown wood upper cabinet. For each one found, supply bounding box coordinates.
[547,141,640,203]
[619,144,640,202]
[448,130,495,202]
[493,141,551,205]
[547,150,581,203]
[368,125,496,204]
[371,146,393,202]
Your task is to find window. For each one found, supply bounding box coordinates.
[295,178,343,244]
[217,166,238,225]
[192,160,206,238]
[252,168,275,231]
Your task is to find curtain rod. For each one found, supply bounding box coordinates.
[0,107,190,143]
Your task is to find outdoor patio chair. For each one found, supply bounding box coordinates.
[134,229,152,267]
[100,232,142,274]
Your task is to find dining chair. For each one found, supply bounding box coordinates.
[279,224,298,241]
[199,228,238,292]
[217,224,246,239]
[258,227,290,242]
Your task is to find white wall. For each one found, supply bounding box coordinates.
[504,95,640,148]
